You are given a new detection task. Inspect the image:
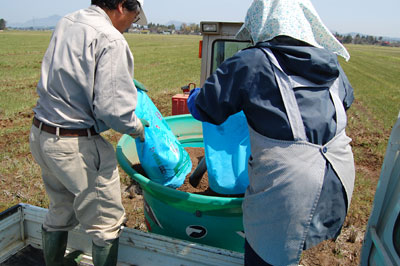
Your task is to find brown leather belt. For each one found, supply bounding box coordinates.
[33,117,98,137]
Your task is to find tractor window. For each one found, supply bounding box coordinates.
[394,213,400,256]
[211,40,252,74]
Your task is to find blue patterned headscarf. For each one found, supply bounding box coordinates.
[235,0,350,61]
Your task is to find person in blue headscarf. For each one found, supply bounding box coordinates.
[187,0,355,265]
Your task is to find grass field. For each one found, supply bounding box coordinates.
[1,31,400,265]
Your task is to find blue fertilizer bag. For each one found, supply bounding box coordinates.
[134,89,192,188]
[202,111,251,194]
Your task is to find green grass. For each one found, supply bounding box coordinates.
[341,45,400,130]
[126,34,202,94]
[0,31,50,118]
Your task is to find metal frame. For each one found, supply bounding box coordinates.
[199,22,245,86]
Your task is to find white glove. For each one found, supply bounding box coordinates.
[129,118,149,142]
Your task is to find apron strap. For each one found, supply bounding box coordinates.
[329,79,347,134]
[260,47,347,139]
[261,48,307,141]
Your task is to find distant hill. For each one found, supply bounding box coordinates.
[8,15,62,29]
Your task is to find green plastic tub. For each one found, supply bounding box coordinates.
[116,114,245,252]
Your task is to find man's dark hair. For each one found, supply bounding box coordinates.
[91,0,141,12]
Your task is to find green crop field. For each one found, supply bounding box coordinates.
[0,31,399,265]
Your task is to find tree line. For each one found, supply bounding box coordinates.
[334,32,399,47]
[137,22,200,34]
[0,19,6,30]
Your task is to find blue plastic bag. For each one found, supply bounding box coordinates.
[202,111,250,194]
[134,90,192,188]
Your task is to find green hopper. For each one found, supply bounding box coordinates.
[116,114,245,252]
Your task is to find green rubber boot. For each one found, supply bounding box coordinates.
[92,238,119,266]
[42,227,68,266]
[42,226,83,266]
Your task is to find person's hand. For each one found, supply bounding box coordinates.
[129,118,150,142]
[133,79,148,92]
[187,87,203,121]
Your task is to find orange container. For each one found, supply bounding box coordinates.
[172,94,190,115]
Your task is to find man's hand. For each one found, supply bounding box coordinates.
[129,118,150,142]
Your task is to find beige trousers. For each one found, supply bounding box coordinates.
[29,125,126,246]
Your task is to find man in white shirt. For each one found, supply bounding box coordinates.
[29,1,148,265]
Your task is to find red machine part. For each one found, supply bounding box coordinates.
[172,83,196,115]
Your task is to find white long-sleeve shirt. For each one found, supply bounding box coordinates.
[34,5,141,134]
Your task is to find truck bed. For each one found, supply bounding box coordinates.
[0,204,244,266]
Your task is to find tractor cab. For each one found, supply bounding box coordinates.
[198,21,252,86]
[172,22,252,115]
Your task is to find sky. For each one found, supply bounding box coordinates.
[0,0,399,38]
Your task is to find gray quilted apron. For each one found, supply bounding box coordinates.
[243,48,355,266]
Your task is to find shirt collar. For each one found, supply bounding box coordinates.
[88,5,113,26]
